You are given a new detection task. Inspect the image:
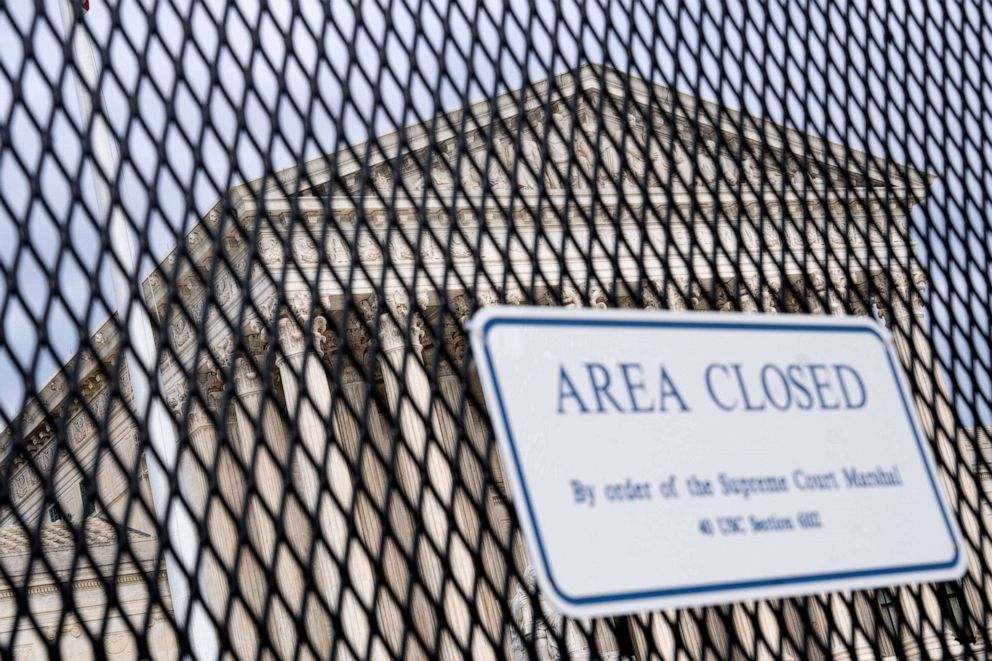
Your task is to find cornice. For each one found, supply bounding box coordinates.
[0,320,128,470]
[0,569,167,601]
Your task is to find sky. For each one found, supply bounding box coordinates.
[0,0,989,427]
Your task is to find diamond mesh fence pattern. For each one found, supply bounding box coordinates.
[0,0,989,658]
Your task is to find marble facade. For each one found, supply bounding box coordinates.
[0,65,978,659]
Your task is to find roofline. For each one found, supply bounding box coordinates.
[5,64,933,441]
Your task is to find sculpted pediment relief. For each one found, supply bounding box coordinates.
[287,66,920,203]
[0,517,150,556]
[138,65,927,360]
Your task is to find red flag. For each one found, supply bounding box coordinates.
[82,0,89,11]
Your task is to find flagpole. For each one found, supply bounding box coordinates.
[55,1,218,657]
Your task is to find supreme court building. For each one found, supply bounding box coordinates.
[0,66,983,659]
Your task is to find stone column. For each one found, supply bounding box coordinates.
[230,319,299,659]
[482,289,539,658]
[688,282,762,659]
[666,288,734,661]
[509,565,595,660]
[479,291,536,661]
[358,356,420,660]
[434,291,506,660]
[627,610,677,660]
[165,377,223,653]
[539,286,623,659]
[777,597,827,660]
[771,282,835,659]
[852,590,894,656]
[816,276,875,660]
[200,353,268,660]
[733,601,777,661]
[623,283,722,661]
[367,289,461,659]
[752,602,785,660]
[323,307,399,660]
[274,304,353,658]
[872,271,985,650]
[727,603,760,660]
[170,366,256,658]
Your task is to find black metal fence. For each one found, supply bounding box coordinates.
[0,0,990,658]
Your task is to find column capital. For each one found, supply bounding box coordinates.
[319,325,338,362]
[450,291,472,324]
[844,270,871,316]
[197,365,225,413]
[739,274,760,312]
[254,291,279,325]
[312,315,329,357]
[808,271,828,314]
[872,270,923,326]
[760,276,780,313]
[871,271,896,296]
[640,281,661,310]
[379,288,429,351]
[341,313,373,385]
[665,278,689,311]
[243,317,270,358]
[505,287,525,305]
[562,285,582,308]
[277,294,329,351]
[378,313,410,353]
[438,312,467,377]
[275,315,317,362]
[211,335,236,371]
[166,380,189,418]
[825,269,848,315]
[779,275,803,313]
[447,288,497,323]
[234,356,265,398]
[689,281,709,310]
[589,286,609,309]
[713,278,735,312]
[876,269,927,299]
[385,287,430,318]
[287,289,314,321]
[477,287,499,309]
[357,292,378,324]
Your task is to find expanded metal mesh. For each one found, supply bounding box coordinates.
[0,0,989,658]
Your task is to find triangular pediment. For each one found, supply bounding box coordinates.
[138,64,930,357]
[232,64,926,205]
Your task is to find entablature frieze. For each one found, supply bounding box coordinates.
[155,238,926,370]
[156,259,923,373]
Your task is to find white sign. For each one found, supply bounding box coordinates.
[469,306,966,617]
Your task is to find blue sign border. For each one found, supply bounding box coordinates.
[479,315,962,607]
